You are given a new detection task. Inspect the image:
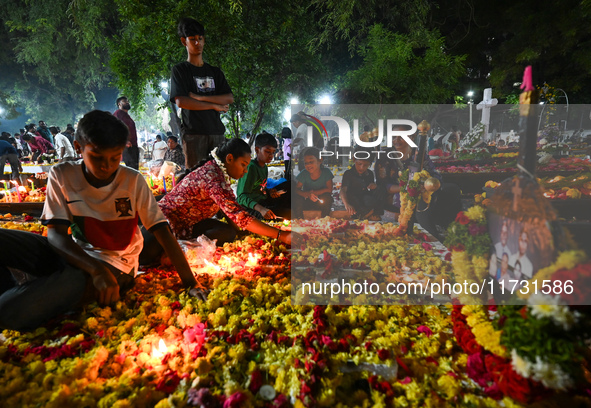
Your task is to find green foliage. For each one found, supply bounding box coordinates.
[444,210,491,257]
[341,25,466,104]
[310,0,431,54]
[496,305,589,377]
[0,0,113,125]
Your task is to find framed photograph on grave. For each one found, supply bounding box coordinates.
[487,176,561,302]
[488,212,555,283]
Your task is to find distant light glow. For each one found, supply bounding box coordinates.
[0,107,4,115]
[160,81,168,89]
[318,95,332,104]
[290,97,299,105]
[467,91,474,97]
[283,107,291,122]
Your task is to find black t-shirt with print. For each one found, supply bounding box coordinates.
[170,61,232,135]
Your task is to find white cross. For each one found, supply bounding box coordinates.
[476,88,498,140]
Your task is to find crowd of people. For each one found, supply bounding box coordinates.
[0,16,461,333]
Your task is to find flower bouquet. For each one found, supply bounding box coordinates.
[394,169,434,236]
[444,206,491,304]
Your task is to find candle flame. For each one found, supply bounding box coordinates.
[18,186,27,193]
[152,339,168,359]
[246,252,260,267]
[203,259,221,273]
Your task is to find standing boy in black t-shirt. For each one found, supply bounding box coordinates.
[170,18,234,169]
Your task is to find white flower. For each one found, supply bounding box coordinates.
[531,357,574,390]
[211,147,232,185]
[510,349,532,378]
[528,293,580,330]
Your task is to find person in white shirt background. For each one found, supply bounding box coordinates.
[50,126,77,161]
[152,135,167,161]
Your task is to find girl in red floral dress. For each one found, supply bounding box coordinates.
[156,138,293,246]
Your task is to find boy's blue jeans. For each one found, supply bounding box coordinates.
[0,228,88,331]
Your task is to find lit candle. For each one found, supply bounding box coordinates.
[148,174,153,188]
[172,175,176,188]
[162,177,167,193]
[4,182,11,203]
[11,181,21,202]
[28,179,35,192]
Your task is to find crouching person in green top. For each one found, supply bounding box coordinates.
[293,147,334,218]
[236,133,291,220]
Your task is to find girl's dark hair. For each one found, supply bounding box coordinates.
[301,146,321,160]
[281,127,292,139]
[177,138,251,183]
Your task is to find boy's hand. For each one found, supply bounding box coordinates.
[368,183,377,190]
[310,193,319,202]
[261,207,276,220]
[214,104,229,113]
[269,188,280,199]
[344,203,356,215]
[188,284,210,301]
[92,265,120,306]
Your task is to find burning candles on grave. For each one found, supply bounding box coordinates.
[10,181,21,202]
[151,339,168,360]
[28,179,35,192]
[246,252,261,267]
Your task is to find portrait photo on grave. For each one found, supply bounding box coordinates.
[487,211,557,298]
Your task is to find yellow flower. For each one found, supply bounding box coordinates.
[464,205,486,223]
[436,374,460,399]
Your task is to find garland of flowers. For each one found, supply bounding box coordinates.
[452,304,550,404]
[444,205,491,303]
[211,146,232,186]
[447,204,591,403]
[395,169,433,236]
[460,122,486,148]
[461,305,507,358]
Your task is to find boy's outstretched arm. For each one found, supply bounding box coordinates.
[47,224,120,305]
[151,224,208,300]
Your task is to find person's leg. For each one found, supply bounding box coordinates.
[208,135,226,154]
[284,160,290,180]
[192,218,237,246]
[139,226,165,266]
[122,146,139,170]
[292,193,305,219]
[0,264,87,331]
[129,145,140,170]
[0,228,66,276]
[7,154,20,180]
[181,132,202,169]
[0,229,88,331]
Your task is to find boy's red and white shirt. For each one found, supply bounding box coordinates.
[42,160,166,275]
